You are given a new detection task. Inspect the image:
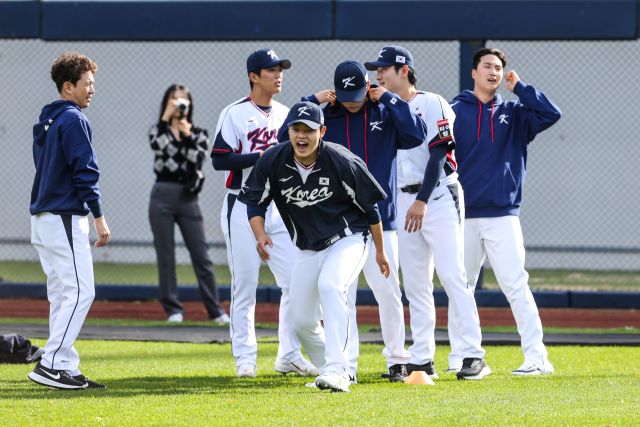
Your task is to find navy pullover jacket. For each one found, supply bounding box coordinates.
[278,90,425,231]
[31,100,103,218]
[450,82,561,218]
[239,140,386,251]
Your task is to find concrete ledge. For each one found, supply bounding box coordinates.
[0,283,637,309]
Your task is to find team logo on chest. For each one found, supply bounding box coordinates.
[499,114,509,124]
[247,127,278,152]
[281,185,333,207]
[370,121,383,131]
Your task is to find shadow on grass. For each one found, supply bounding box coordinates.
[0,372,399,400]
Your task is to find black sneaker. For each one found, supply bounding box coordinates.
[28,362,87,390]
[73,374,106,389]
[407,361,439,379]
[388,364,408,383]
[456,358,491,380]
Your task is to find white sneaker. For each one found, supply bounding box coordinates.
[511,363,552,376]
[236,364,256,378]
[212,313,230,323]
[167,313,183,323]
[275,358,319,376]
[315,373,350,392]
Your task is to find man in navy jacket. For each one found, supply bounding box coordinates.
[28,52,110,390]
[449,47,561,376]
[278,60,425,383]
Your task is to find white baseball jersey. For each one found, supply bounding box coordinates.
[398,91,458,189]
[212,97,289,189]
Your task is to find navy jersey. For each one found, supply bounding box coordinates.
[238,140,387,251]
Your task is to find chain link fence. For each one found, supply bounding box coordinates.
[0,39,638,290]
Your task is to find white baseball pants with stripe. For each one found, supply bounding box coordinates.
[31,213,95,376]
[397,183,485,365]
[348,229,410,374]
[289,233,370,378]
[221,193,303,368]
[448,216,553,372]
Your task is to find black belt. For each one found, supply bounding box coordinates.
[325,228,349,247]
[400,182,439,194]
[325,228,369,247]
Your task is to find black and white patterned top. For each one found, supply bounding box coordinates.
[149,121,209,187]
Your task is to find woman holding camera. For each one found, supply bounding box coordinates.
[149,84,229,323]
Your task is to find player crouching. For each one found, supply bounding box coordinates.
[239,102,389,392]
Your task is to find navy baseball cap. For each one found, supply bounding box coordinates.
[364,46,414,71]
[246,48,291,75]
[334,60,369,103]
[288,101,325,130]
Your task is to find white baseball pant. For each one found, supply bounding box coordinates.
[221,192,303,368]
[397,183,485,365]
[289,233,370,378]
[347,229,410,375]
[448,216,553,372]
[31,213,95,376]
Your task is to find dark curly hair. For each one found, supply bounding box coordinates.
[51,51,98,93]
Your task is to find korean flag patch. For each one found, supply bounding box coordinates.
[437,119,451,139]
[396,55,406,63]
[390,97,397,105]
[320,177,329,186]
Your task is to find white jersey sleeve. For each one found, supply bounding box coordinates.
[398,91,458,188]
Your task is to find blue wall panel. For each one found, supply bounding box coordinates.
[0,1,40,38]
[42,1,332,40]
[335,0,637,40]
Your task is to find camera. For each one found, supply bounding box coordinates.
[176,98,190,114]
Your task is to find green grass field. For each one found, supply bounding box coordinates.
[2,261,640,291]
[1,340,639,426]
[1,317,639,335]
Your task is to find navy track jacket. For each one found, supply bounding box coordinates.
[451,82,561,218]
[239,140,387,251]
[31,100,103,218]
[278,90,425,231]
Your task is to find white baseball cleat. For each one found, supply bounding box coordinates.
[511,363,553,376]
[275,358,319,376]
[212,313,231,323]
[167,313,183,323]
[314,373,350,392]
[236,364,256,378]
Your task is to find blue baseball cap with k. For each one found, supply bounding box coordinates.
[333,60,370,103]
[364,46,414,71]
[246,48,291,75]
[288,101,325,130]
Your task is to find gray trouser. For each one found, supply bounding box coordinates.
[149,182,225,319]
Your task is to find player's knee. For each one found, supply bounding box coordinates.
[317,278,341,298]
[79,287,95,307]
